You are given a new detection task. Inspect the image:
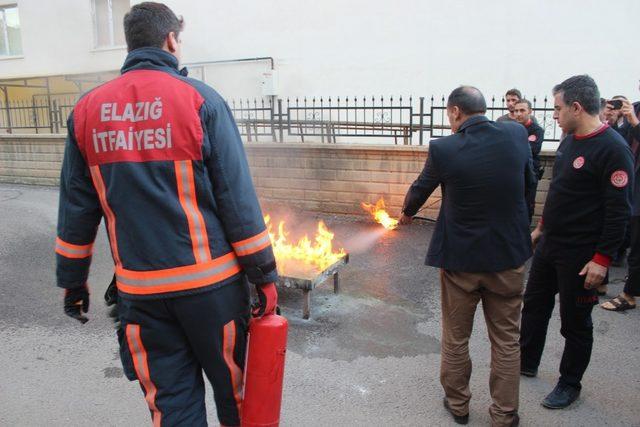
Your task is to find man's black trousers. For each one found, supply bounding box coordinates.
[624,215,640,296]
[520,238,598,389]
[117,277,251,427]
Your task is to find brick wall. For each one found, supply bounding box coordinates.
[0,135,64,186]
[535,159,553,219]
[246,143,442,218]
[0,135,553,221]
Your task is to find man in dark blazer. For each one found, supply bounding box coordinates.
[400,86,536,427]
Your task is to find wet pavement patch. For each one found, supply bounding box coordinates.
[102,367,124,378]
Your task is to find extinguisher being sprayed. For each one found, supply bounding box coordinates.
[242,282,288,427]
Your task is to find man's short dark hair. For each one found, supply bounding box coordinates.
[516,99,532,110]
[447,86,487,115]
[124,2,184,52]
[552,75,601,116]
[505,88,522,99]
[612,95,628,100]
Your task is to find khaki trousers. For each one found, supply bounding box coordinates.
[440,266,524,427]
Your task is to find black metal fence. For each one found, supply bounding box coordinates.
[230,95,560,145]
[0,94,561,144]
[0,95,77,134]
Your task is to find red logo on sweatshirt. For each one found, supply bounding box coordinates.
[611,170,629,188]
[573,156,585,169]
[528,134,537,142]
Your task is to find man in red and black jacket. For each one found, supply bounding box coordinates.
[520,75,633,410]
[55,3,277,425]
[514,99,545,221]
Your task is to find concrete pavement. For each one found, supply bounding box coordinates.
[1,183,639,426]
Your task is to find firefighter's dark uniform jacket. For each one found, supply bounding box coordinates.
[55,48,277,298]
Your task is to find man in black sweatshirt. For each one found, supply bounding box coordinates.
[601,92,640,310]
[520,75,633,409]
[514,99,545,221]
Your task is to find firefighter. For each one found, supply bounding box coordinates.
[55,3,278,425]
[513,98,545,221]
[520,75,633,409]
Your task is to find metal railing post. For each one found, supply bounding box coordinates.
[418,96,424,146]
[270,96,277,142]
[45,77,55,133]
[52,100,60,133]
[245,122,252,142]
[31,96,39,134]
[2,88,12,134]
[277,98,284,142]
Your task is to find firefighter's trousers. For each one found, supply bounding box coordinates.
[118,277,250,426]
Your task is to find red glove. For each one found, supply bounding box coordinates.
[253,282,278,317]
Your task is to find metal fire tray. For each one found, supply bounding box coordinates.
[276,253,349,319]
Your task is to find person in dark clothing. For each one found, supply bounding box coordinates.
[606,96,633,140]
[514,99,545,221]
[400,86,535,427]
[603,96,633,268]
[601,91,640,311]
[56,3,278,425]
[598,95,631,268]
[520,75,634,410]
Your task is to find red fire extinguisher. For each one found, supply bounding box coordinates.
[241,312,288,427]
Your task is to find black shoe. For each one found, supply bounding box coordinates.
[541,383,580,409]
[520,367,537,377]
[443,398,469,425]
[510,413,520,427]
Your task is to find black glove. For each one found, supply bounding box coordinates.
[64,284,90,324]
[104,275,119,326]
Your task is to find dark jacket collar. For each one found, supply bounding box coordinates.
[457,115,490,133]
[121,47,187,76]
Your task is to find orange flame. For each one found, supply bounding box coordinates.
[361,197,398,230]
[265,215,346,276]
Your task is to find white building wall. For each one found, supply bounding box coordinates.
[1,0,639,101]
[0,0,126,77]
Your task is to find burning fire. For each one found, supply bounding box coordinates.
[361,197,398,230]
[264,215,346,275]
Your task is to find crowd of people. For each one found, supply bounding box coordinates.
[496,85,640,313]
[401,76,638,426]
